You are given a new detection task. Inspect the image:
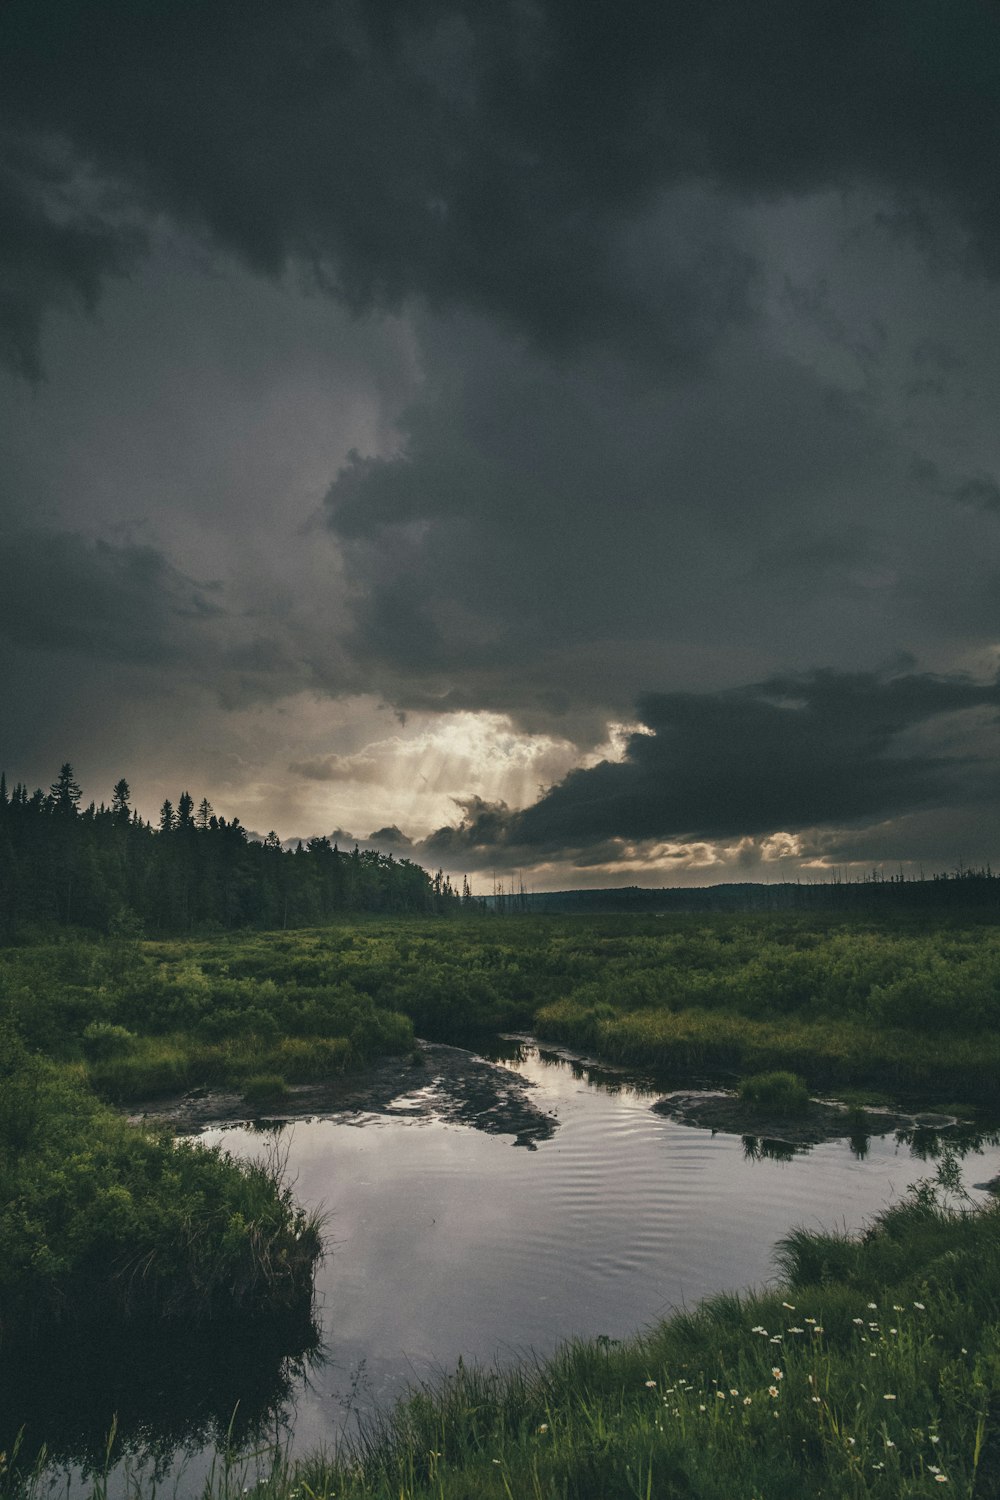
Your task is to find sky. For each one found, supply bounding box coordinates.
[3,0,1000,890]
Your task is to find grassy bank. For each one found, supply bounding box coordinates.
[302,1193,1000,1498]
[533,998,1000,1107]
[0,1021,323,1357]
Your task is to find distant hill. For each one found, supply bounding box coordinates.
[496,872,1000,915]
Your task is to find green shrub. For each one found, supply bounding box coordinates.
[242,1073,290,1107]
[81,1020,136,1060]
[738,1069,810,1114]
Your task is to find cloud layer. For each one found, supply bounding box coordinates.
[4,3,1000,882]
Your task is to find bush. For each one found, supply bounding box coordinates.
[738,1069,810,1114]
[81,1020,136,1060]
[242,1073,290,1107]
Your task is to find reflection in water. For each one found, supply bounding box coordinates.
[485,1034,660,1099]
[741,1135,802,1163]
[901,1121,1000,1160]
[1,1308,323,1479]
[741,1128,875,1163]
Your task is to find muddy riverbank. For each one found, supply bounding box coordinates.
[129,1040,558,1147]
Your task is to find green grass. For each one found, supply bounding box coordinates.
[242,1072,290,1107]
[10,909,1000,1107]
[0,1026,323,1350]
[534,997,1000,1107]
[739,1069,811,1114]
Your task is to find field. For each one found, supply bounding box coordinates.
[9,910,997,1104]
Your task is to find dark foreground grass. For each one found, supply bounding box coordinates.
[9,1179,997,1500]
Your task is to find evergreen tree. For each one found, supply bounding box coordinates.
[49,763,82,817]
[111,779,131,824]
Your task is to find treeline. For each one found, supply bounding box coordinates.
[524,868,1000,915]
[0,763,471,934]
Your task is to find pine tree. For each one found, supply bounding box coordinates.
[111,778,131,824]
[50,763,82,816]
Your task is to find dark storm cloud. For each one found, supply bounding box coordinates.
[0,529,222,663]
[322,308,905,725]
[5,0,1000,371]
[910,458,1000,515]
[419,671,1000,857]
[6,0,1000,875]
[954,475,1000,514]
[0,142,141,379]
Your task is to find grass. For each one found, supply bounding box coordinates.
[738,1069,811,1114]
[243,1073,290,1107]
[0,1027,324,1352]
[83,1031,359,1102]
[533,998,1000,1107]
[9,909,1000,1107]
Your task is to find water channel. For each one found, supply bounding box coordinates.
[22,1038,1000,1493]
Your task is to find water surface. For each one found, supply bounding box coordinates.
[204,1040,1000,1450]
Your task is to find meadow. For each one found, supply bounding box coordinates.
[10,909,994,1106]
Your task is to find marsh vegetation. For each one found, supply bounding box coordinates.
[3,908,1000,1497]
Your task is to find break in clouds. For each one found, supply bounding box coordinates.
[3,0,1000,885]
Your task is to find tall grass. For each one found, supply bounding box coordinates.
[535,998,1000,1105]
[0,1029,324,1349]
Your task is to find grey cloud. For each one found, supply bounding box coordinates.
[0,529,222,663]
[289,752,379,783]
[954,475,1000,513]
[908,458,1000,514]
[515,670,1000,847]
[323,313,901,724]
[418,796,516,861]
[0,143,141,378]
[368,824,413,849]
[6,2,1000,371]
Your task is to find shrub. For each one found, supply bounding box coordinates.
[738,1069,810,1114]
[242,1074,290,1107]
[81,1021,136,1060]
